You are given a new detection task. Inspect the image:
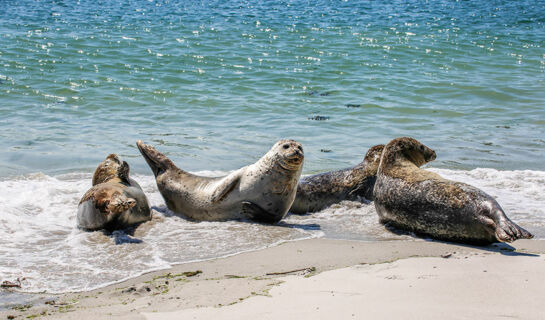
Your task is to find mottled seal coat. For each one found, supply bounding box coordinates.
[290,144,385,214]
[136,139,304,223]
[373,137,533,244]
[77,154,151,231]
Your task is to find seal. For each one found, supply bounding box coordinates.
[77,154,151,231]
[373,137,533,244]
[136,139,304,223]
[290,144,385,214]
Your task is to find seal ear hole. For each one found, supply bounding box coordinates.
[283,144,289,149]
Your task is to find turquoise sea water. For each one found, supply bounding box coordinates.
[0,0,544,296]
[1,0,544,175]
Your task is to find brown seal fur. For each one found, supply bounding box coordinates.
[290,144,384,214]
[373,137,533,245]
[77,154,151,231]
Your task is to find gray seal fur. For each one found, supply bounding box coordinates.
[136,139,304,223]
[373,137,533,245]
[290,144,384,214]
[77,154,151,231]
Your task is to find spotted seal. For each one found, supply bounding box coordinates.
[290,144,385,214]
[136,139,304,223]
[77,154,151,231]
[373,137,533,244]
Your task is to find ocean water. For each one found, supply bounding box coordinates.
[0,0,544,294]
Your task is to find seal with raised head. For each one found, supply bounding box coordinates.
[77,154,151,231]
[290,144,385,214]
[373,137,533,244]
[136,139,304,223]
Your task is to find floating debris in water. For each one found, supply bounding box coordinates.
[305,90,333,97]
[308,116,330,121]
[345,104,362,108]
[320,149,332,153]
[1,278,24,289]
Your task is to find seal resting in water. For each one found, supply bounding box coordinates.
[136,139,304,223]
[77,154,151,231]
[373,137,533,244]
[290,144,384,214]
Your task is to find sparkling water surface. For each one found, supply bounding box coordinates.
[0,0,544,294]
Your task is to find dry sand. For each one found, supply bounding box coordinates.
[2,238,545,319]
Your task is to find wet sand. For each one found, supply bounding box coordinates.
[2,238,544,319]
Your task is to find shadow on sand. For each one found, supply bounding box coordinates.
[384,224,539,257]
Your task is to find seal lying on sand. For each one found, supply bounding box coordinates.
[290,144,384,214]
[136,139,304,223]
[78,154,151,231]
[373,137,533,244]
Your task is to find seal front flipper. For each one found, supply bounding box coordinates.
[136,140,179,177]
[210,174,241,203]
[107,195,137,214]
[241,201,281,224]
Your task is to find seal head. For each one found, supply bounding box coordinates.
[92,154,130,186]
[373,137,532,244]
[266,139,304,171]
[378,137,436,172]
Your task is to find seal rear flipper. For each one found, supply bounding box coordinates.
[136,140,179,177]
[495,218,533,243]
[210,174,241,203]
[241,201,281,224]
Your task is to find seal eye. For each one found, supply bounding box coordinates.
[283,144,289,149]
[298,146,303,152]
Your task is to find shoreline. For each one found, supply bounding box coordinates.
[2,238,544,319]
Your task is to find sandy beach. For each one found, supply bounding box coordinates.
[2,238,544,319]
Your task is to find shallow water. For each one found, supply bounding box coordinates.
[0,0,544,294]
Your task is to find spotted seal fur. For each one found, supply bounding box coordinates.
[373,137,533,244]
[290,144,384,214]
[136,139,304,223]
[77,154,151,231]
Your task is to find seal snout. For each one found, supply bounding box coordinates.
[289,147,304,160]
[428,150,437,162]
[285,144,304,164]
